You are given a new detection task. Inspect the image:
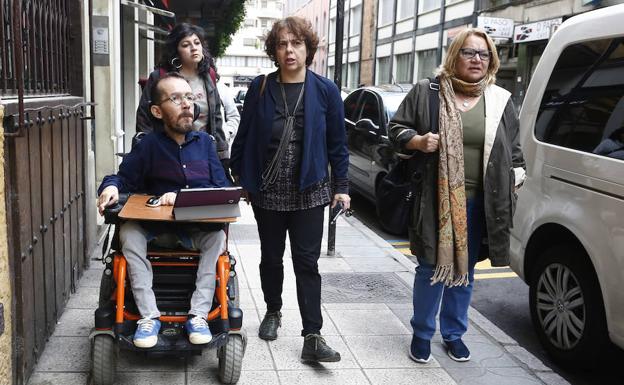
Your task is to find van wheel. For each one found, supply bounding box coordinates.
[218,334,244,384]
[91,335,116,385]
[529,244,607,368]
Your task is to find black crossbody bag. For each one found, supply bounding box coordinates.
[376,78,439,235]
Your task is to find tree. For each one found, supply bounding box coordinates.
[209,0,246,57]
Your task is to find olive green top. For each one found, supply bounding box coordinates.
[460,96,485,199]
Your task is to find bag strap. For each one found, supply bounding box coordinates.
[427,77,440,134]
[259,74,268,96]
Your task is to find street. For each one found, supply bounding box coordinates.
[348,191,624,385]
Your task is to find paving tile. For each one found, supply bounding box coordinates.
[27,372,89,385]
[323,303,390,310]
[343,257,409,273]
[251,288,300,310]
[365,368,456,385]
[35,337,90,372]
[326,308,410,336]
[344,335,440,369]
[273,309,339,337]
[237,288,256,308]
[278,368,371,385]
[445,367,543,385]
[65,286,98,310]
[79,266,106,288]
[187,336,274,372]
[114,371,185,385]
[53,308,93,337]
[268,336,359,370]
[240,307,261,335]
[318,257,354,273]
[116,349,187,372]
[189,370,280,385]
[337,246,402,258]
[431,335,518,368]
[388,307,413,331]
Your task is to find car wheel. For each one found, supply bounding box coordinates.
[529,244,608,368]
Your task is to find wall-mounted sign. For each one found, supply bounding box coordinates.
[92,16,109,66]
[478,16,514,39]
[513,18,562,43]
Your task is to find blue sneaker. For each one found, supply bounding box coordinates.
[409,335,431,363]
[133,318,161,348]
[186,316,212,344]
[444,338,471,362]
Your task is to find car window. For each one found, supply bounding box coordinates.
[535,38,624,160]
[382,93,408,123]
[344,90,362,122]
[358,91,381,127]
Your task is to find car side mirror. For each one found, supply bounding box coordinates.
[355,119,380,138]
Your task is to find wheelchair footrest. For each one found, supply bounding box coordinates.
[117,331,229,354]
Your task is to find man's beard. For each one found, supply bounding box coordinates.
[165,112,194,135]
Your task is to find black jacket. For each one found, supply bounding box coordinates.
[389,79,526,266]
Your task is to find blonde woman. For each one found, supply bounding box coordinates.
[389,28,526,363]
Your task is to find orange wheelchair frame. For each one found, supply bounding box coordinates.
[90,197,245,385]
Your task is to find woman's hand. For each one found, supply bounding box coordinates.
[407,133,439,153]
[332,193,351,210]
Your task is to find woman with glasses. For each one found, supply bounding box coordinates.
[389,28,526,363]
[136,23,229,172]
[230,16,349,362]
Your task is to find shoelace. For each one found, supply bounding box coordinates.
[190,316,208,330]
[136,318,156,333]
[305,333,326,349]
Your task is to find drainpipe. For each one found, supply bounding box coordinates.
[436,0,447,66]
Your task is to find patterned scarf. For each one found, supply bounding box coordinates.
[431,76,485,287]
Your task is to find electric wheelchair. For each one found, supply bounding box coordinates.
[89,194,245,384]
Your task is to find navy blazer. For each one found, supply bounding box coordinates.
[230,70,349,195]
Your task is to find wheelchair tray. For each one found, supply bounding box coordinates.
[119,194,237,223]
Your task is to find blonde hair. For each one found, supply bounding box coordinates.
[437,28,500,85]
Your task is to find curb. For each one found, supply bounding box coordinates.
[341,213,570,385]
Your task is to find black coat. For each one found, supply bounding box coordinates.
[389,79,526,267]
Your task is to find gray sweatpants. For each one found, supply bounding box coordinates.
[119,221,226,319]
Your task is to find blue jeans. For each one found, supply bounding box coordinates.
[410,194,486,342]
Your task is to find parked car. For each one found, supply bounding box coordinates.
[510,4,624,368]
[343,84,412,233]
[232,88,247,114]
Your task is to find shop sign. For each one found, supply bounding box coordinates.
[478,16,514,39]
[513,18,562,43]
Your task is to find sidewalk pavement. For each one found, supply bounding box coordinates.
[27,204,570,385]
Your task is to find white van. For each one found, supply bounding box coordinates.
[510,4,624,367]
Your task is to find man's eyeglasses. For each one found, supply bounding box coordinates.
[158,93,197,106]
[459,48,492,61]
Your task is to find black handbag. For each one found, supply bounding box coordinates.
[376,78,440,235]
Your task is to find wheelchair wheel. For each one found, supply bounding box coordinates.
[91,334,116,385]
[218,334,243,384]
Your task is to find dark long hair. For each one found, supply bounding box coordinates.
[159,23,211,77]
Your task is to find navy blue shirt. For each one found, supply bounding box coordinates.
[98,130,229,196]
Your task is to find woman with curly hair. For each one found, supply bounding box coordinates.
[136,23,228,168]
[230,16,349,362]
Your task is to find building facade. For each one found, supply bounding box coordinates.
[284,0,331,76]
[216,0,283,87]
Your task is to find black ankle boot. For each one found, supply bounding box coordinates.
[301,334,341,362]
[258,311,281,341]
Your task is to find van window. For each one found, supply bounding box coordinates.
[535,38,624,160]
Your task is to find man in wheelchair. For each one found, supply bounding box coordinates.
[97,73,229,349]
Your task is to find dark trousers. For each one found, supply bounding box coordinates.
[252,205,325,336]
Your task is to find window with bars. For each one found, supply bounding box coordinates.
[1,0,74,96]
